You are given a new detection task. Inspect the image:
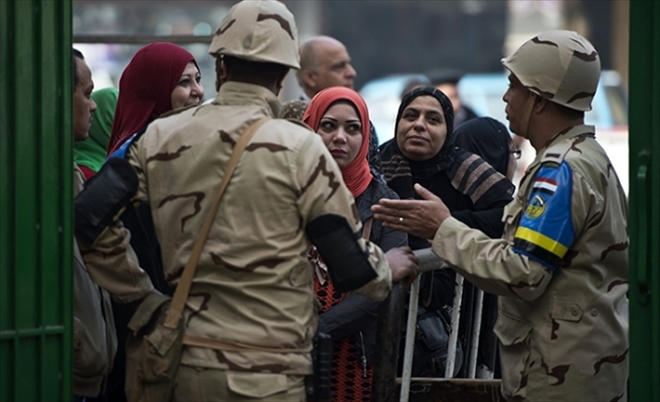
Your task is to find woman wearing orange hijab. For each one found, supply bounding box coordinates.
[303,87,408,401]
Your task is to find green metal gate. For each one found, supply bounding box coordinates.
[0,0,658,400]
[0,0,73,400]
[628,1,660,401]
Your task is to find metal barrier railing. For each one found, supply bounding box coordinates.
[371,248,493,402]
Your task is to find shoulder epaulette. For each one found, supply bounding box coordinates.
[540,139,573,167]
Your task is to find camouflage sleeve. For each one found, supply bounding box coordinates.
[128,135,149,202]
[431,217,552,301]
[512,163,576,271]
[295,135,392,301]
[77,138,154,303]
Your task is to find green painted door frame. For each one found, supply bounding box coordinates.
[628,0,660,401]
[0,0,73,400]
[0,0,658,400]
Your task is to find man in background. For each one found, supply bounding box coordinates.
[72,48,117,402]
[297,36,357,100]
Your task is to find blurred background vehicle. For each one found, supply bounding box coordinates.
[359,70,629,192]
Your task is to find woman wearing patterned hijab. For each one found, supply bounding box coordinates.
[303,87,408,401]
[378,87,513,375]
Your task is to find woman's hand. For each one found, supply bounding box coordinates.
[371,184,451,240]
[385,246,419,285]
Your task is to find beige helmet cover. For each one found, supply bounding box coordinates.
[502,30,600,111]
[209,0,300,69]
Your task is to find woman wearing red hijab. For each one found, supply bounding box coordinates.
[101,43,204,401]
[107,42,204,155]
[303,87,408,401]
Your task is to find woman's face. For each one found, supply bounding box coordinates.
[396,95,448,161]
[316,101,363,169]
[170,62,204,110]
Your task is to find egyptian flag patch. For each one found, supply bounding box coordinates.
[533,177,558,196]
[513,162,575,271]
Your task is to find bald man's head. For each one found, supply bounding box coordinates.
[297,36,357,98]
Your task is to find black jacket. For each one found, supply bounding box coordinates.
[315,179,407,364]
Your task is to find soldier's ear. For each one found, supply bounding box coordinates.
[215,57,229,92]
[533,93,548,114]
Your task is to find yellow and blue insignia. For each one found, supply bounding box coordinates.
[525,195,546,218]
[513,162,576,271]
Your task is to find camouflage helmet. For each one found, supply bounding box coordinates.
[502,30,600,111]
[208,0,300,69]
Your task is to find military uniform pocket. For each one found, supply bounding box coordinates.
[551,299,583,322]
[226,372,289,398]
[493,311,534,399]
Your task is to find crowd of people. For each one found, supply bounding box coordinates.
[70,1,629,401]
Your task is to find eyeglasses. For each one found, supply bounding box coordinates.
[510,149,521,160]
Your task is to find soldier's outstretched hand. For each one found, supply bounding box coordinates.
[385,246,419,285]
[372,184,451,240]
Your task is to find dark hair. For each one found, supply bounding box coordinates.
[553,100,585,119]
[221,55,289,87]
[73,48,84,89]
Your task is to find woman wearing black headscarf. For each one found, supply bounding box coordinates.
[378,87,514,375]
[379,87,513,295]
[453,116,519,181]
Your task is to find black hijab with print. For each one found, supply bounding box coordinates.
[452,116,512,177]
[379,86,514,241]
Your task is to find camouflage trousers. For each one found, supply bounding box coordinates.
[173,365,306,401]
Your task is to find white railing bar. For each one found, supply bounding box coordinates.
[400,275,421,402]
[467,288,484,378]
[445,274,464,378]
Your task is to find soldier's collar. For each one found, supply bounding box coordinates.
[213,82,281,116]
[548,124,595,147]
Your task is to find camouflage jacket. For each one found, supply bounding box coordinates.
[80,82,392,375]
[431,125,628,401]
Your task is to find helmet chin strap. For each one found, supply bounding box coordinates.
[517,92,537,138]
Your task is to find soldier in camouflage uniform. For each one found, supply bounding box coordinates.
[372,30,628,401]
[76,1,418,401]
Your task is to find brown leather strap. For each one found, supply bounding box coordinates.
[182,334,311,354]
[362,217,373,240]
[164,117,271,329]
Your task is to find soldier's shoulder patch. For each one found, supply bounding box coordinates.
[512,162,575,271]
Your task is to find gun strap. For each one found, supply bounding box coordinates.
[164,117,271,329]
[182,334,312,354]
